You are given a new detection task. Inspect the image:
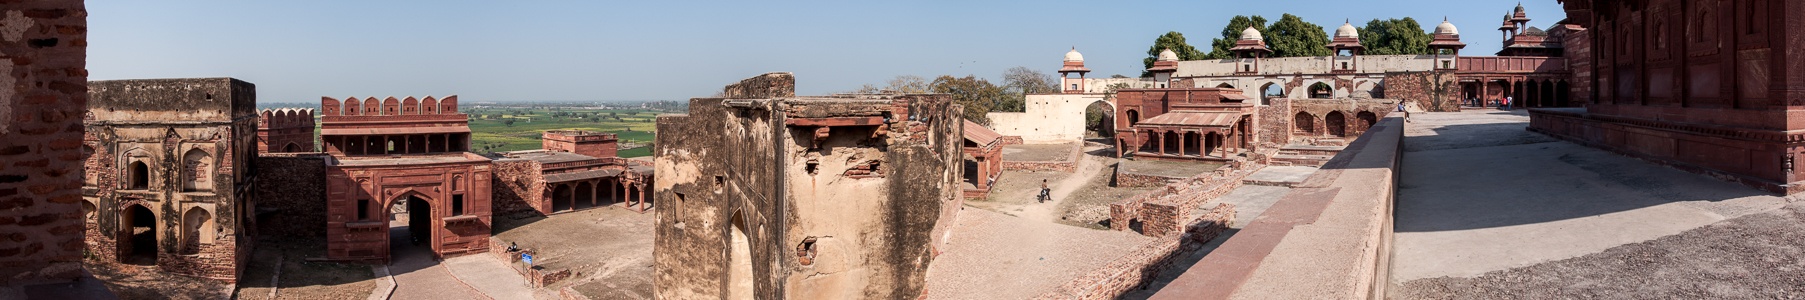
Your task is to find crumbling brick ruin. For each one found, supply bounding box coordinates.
[81,78,259,282]
[258,108,316,153]
[317,96,493,262]
[0,0,89,286]
[653,72,964,299]
[491,130,654,216]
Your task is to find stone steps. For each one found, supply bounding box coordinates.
[1270,154,1332,167]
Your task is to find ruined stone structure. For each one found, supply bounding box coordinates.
[0,0,89,286]
[1530,0,1805,194]
[82,78,258,282]
[653,72,964,299]
[258,108,315,153]
[1112,88,1258,162]
[317,96,493,262]
[492,130,654,216]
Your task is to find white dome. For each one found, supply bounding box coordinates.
[1064,48,1084,62]
[1157,48,1178,61]
[1435,20,1459,35]
[1335,22,1359,39]
[1240,26,1263,41]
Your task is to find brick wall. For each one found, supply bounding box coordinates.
[491,159,547,215]
[157,234,240,281]
[1034,203,1235,300]
[1257,99,1292,147]
[1382,71,1461,112]
[252,154,327,238]
[1109,162,1259,235]
[0,0,89,285]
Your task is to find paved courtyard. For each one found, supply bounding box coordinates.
[1390,110,1800,298]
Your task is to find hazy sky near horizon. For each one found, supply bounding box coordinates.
[90,1,1565,103]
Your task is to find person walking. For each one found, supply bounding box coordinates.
[1502,96,1513,111]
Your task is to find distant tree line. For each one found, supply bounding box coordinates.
[1145,14,1437,75]
[853,66,1057,125]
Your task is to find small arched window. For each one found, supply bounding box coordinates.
[182,149,212,192]
[129,160,150,190]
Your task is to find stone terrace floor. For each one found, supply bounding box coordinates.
[1390,109,1804,298]
[1001,142,1079,162]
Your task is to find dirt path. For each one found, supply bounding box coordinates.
[1016,151,1107,223]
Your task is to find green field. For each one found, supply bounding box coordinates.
[461,108,663,157]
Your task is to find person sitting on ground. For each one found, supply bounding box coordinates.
[1039,179,1051,203]
[507,242,519,252]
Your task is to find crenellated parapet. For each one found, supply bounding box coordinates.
[319,95,459,117]
[258,108,316,130]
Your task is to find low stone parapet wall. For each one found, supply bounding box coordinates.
[1002,160,1077,172]
[1150,116,1405,300]
[488,239,574,288]
[1033,204,1235,300]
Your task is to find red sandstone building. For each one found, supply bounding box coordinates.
[1113,88,1260,162]
[258,108,316,153]
[1531,0,1805,194]
[317,96,494,262]
[1456,4,1581,108]
[962,120,1007,199]
[492,130,654,215]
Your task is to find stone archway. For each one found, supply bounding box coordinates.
[728,211,754,300]
[121,203,157,265]
[1308,82,1334,99]
[1356,111,1378,133]
[1326,111,1348,137]
[1294,112,1316,134]
[1261,82,1284,105]
[1084,100,1115,139]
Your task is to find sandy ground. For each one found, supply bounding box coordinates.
[86,261,232,300]
[492,205,655,299]
[1002,142,1078,161]
[236,238,379,300]
[1118,159,1222,179]
[923,208,1155,300]
[1391,110,1796,297]
[1397,202,1805,299]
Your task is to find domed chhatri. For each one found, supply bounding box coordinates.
[1064,47,1084,62]
[1157,48,1178,62]
[1334,21,1359,39]
[1435,19,1460,36]
[1240,26,1263,41]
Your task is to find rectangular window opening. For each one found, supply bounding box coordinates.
[357,199,371,221]
[452,195,465,216]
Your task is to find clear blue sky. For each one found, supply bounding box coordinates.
[89,1,1566,103]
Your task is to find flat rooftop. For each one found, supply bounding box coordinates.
[495,150,600,165]
[1390,110,1799,298]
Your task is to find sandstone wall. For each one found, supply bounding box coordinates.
[1382,71,1462,112]
[1035,203,1234,300]
[252,154,327,238]
[0,0,89,285]
[491,159,546,216]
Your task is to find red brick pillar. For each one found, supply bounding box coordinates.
[975,157,988,189]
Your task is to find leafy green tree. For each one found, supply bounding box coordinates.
[1141,31,1205,77]
[1358,18,1433,55]
[1267,14,1331,57]
[502,119,516,127]
[1203,15,1270,59]
[929,75,1008,125]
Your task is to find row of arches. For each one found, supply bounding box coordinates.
[1462,78,1573,108]
[546,177,649,213]
[1294,110,1380,138]
[115,148,215,192]
[114,203,220,265]
[319,96,459,116]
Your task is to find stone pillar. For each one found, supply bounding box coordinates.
[1178,132,1186,157]
[1479,80,1490,107]
[975,157,988,189]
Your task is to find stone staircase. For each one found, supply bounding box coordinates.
[1270,145,1343,167]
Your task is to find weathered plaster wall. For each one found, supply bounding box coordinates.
[83,78,259,282]
[654,73,963,299]
[1383,71,1463,112]
[987,93,1107,144]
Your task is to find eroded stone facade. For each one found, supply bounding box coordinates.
[82,78,258,282]
[258,108,315,153]
[653,72,964,299]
